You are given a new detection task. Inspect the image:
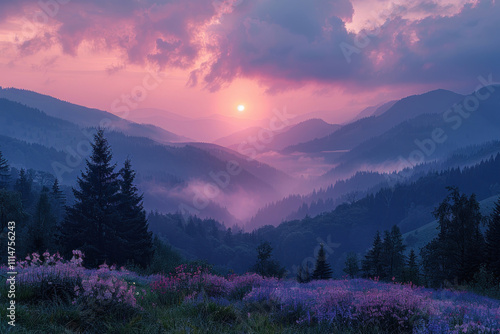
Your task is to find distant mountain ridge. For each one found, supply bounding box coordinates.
[285,89,464,153]
[214,118,340,151]
[126,108,269,142]
[0,87,189,144]
[0,96,292,224]
[326,86,500,174]
[347,100,397,123]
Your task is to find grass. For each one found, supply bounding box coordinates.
[1,253,499,334]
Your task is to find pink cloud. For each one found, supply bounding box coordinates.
[0,0,499,96]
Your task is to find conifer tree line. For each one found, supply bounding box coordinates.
[360,225,415,282]
[0,130,153,268]
[0,150,67,259]
[361,187,500,288]
[421,187,499,288]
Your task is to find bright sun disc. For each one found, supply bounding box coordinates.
[237,105,245,112]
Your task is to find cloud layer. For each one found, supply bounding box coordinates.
[1,0,500,92]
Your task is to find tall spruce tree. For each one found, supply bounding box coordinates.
[485,198,500,279]
[312,244,333,280]
[381,226,406,280]
[404,250,420,285]
[362,231,383,278]
[421,187,485,286]
[116,159,153,268]
[0,150,10,189]
[62,129,121,267]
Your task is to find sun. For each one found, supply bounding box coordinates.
[237,104,245,112]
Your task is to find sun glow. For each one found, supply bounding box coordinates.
[237,104,245,112]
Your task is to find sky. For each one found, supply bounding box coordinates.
[0,0,499,123]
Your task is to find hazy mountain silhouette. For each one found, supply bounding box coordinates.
[0,88,189,143]
[126,108,270,142]
[285,89,464,153]
[347,100,397,123]
[0,97,290,224]
[214,119,340,151]
[328,86,500,173]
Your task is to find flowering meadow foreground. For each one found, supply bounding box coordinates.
[1,251,499,333]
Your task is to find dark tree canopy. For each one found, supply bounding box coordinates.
[421,187,485,287]
[485,198,500,279]
[116,159,153,268]
[0,150,10,189]
[15,168,33,206]
[404,250,420,285]
[362,231,383,278]
[312,244,333,280]
[28,188,57,254]
[381,225,406,280]
[251,241,286,278]
[343,252,360,278]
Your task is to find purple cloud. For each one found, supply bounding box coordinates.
[2,0,499,93]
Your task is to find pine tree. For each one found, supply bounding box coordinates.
[0,190,24,232]
[51,179,65,203]
[405,250,420,285]
[381,226,406,280]
[312,244,333,280]
[28,188,56,254]
[50,179,66,223]
[343,252,360,278]
[61,129,121,267]
[362,231,383,278]
[485,198,500,279]
[0,150,10,189]
[421,187,485,286]
[15,169,32,206]
[116,159,153,268]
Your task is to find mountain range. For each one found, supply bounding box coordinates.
[1,85,499,232]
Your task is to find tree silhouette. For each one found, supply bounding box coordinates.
[62,129,121,267]
[28,188,56,254]
[296,264,312,283]
[312,244,333,280]
[115,159,153,268]
[15,169,32,206]
[421,187,485,286]
[381,225,406,280]
[485,198,500,279]
[0,150,10,189]
[251,241,286,278]
[343,252,360,278]
[404,250,420,285]
[362,231,383,278]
